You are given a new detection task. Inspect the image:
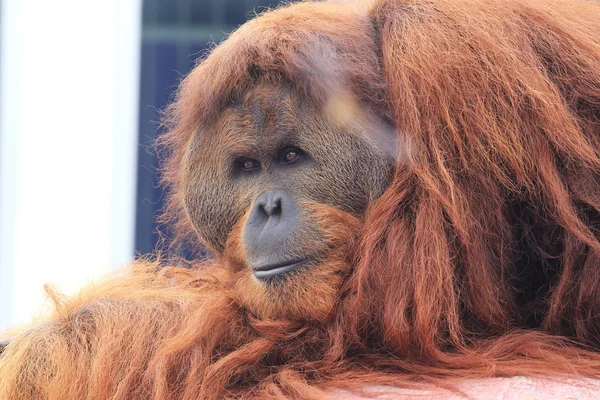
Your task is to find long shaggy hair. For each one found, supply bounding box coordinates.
[2,0,600,398]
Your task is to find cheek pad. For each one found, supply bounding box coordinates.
[182,169,248,253]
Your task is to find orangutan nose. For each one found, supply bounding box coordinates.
[257,191,282,217]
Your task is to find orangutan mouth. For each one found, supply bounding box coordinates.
[252,258,310,279]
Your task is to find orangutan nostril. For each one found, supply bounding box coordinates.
[258,194,282,217]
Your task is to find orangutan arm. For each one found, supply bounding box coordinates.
[0,263,261,400]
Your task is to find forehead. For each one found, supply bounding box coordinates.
[231,83,302,138]
[237,83,297,119]
[201,83,314,154]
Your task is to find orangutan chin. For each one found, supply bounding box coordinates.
[1,0,600,398]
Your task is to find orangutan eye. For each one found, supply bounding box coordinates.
[281,147,302,164]
[238,158,261,172]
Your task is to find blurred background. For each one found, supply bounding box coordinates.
[0,0,283,332]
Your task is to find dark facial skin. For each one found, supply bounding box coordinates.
[181,83,394,283]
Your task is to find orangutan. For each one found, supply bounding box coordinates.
[1,0,600,398]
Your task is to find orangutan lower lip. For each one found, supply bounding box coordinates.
[253,259,309,279]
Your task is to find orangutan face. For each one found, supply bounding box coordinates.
[181,82,394,320]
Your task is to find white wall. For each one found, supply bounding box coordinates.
[0,0,142,331]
